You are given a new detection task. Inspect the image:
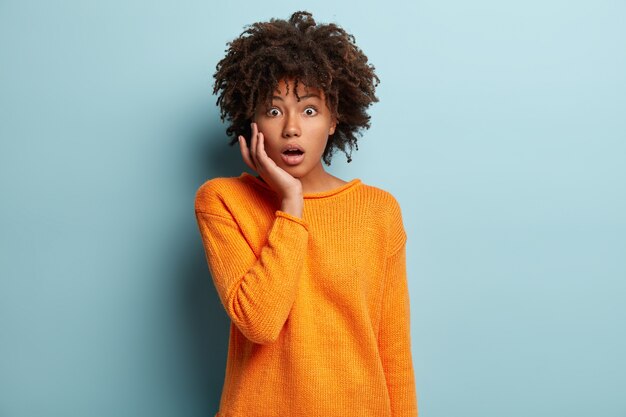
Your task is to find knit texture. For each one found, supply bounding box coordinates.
[194,172,417,417]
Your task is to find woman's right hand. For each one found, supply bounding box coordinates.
[239,122,304,207]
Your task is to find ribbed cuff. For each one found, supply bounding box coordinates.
[275,210,309,231]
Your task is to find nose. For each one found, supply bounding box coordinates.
[282,113,301,138]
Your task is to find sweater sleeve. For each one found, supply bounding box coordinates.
[195,209,309,345]
[379,242,418,416]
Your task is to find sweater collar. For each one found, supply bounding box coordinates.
[241,172,362,199]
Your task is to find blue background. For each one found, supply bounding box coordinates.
[1,1,625,416]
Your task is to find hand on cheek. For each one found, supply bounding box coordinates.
[238,122,303,200]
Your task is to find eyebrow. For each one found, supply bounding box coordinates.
[271,94,321,101]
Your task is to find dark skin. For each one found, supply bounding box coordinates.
[238,122,304,217]
[238,79,348,218]
[213,11,380,169]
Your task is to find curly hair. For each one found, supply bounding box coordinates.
[212,11,380,165]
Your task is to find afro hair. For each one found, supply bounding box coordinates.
[212,11,380,164]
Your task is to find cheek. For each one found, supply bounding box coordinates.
[260,135,281,157]
[311,139,329,157]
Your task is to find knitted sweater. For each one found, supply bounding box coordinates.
[194,172,418,417]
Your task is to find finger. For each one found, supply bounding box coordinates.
[257,132,275,168]
[250,123,259,169]
[239,136,256,171]
[239,136,254,171]
[255,129,264,165]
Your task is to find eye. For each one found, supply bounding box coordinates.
[303,106,318,116]
[266,107,282,117]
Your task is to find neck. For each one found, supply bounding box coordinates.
[254,164,346,194]
[297,165,345,194]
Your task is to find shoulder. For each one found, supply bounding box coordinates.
[194,175,251,214]
[357,181,407,254]
[357,182,404,215]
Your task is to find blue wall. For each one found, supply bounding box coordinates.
[1,1,625,416]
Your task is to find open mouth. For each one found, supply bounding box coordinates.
[281,148,305,165]
[282,149,304,156]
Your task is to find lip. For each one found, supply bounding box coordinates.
[280,142,305,166]
[280,152,305,166]
[280,143,305,153]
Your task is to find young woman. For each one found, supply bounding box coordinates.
[195,11,418,416]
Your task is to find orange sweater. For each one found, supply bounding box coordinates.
[194,172,418,417]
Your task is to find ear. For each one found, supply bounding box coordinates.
[329,118,337,135]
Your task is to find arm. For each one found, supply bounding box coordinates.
[378,241,418,416]
[195,208,308,344]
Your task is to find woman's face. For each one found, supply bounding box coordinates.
[253,78,336,181]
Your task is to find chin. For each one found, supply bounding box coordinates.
[282,164,309,178]
[282,165,303,175]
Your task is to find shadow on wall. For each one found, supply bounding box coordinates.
[180,119,249,411]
